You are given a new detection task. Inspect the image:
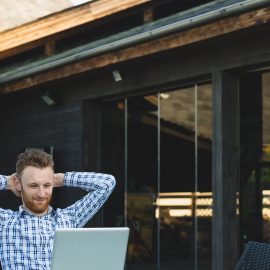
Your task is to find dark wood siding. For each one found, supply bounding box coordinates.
[0,90,83,211]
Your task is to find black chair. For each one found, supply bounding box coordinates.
[235,241,270,269]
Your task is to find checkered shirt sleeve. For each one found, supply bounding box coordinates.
[0,175,13,226]
[59,172,116,227]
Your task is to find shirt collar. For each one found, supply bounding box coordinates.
[19,205,55,217]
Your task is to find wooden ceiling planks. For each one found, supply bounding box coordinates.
[0,0,152,60]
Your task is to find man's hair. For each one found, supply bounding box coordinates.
[16,149,54,179]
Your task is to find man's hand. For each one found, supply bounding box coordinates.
[54,173,64,187]
[6,173,21,197]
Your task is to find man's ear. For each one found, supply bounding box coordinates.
[14,175,22,192]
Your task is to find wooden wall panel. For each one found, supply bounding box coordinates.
[0,91,84,217]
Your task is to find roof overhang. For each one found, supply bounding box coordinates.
[0,0,152,60]
[1,0,270,94]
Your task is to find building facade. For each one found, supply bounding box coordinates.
[1,0,270,269]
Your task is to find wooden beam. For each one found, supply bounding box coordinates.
[143,8,154,23]
[1,7,270,94]
[44,41,55,57]
[212,70,239,270]
[0,0,152,60]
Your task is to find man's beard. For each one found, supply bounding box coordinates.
[21,189,52,214]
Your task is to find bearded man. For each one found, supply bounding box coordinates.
[0,149,116,270]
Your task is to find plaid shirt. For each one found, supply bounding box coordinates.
[0,172,116,270]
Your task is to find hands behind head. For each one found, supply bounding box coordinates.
[6,172,64,197]
[6,173,21,197]
[53,173,64,188]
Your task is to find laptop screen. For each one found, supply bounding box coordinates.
[51,227,129,270]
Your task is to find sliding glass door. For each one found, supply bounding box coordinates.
[101,82,212,270]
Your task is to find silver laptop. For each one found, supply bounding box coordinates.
[51,227,129,270]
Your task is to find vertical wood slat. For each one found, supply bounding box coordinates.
[212,70,239,270]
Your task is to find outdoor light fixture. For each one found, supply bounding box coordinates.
[112,70,122,82]
[41,92,55,106]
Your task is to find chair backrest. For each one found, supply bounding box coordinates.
[235,241,270,270]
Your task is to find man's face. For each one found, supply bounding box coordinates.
[19,166,54,216]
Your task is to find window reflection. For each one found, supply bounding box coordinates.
[101,83,213,270]
[127,94,158,269]
[101,100,125,228]
[160,87,195,269]
[239,71,270,252]
[197,84,212,269]
[156,193,212,217]
[261,71,270,242]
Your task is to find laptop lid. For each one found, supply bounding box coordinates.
[51,227,129,270]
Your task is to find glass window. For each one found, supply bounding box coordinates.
[159,87,195,269]
[262,72,270,243]
[196,84,212,270]
[127,94,158,269]
[239,72,270,251]
[101,100,125,228]
[100,82,212,269]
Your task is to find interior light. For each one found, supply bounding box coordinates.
[196,198,212,206]
[160,93,170,99]
[263,208,270,220]
[263,190,270,195]
[156,198,192,206]
[155,208,159,219]
[169,209,192,217]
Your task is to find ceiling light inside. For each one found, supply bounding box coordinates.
[160,93,170,99]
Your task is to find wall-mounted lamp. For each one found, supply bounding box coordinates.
[112,70,122,82]
[41,92,55,106]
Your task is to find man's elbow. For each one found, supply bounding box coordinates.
[109,175,116,189]
[105,174,116,191]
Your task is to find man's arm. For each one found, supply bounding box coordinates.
[53,173,65,187]
[0,175,15,226]
[57,172,116,227]
[6,173,21,197]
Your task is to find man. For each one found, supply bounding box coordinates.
[0,149,116,270]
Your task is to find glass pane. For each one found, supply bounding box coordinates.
[239,73,264,251]
[262,72,270,243]
[196,83,212,269]
[101,100,125,227]
[127,94,158,270]
[159,87,195,270]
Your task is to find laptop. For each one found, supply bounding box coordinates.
[51,227,129,270]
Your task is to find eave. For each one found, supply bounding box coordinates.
[1,0,270,94]
[0,0,152,60]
